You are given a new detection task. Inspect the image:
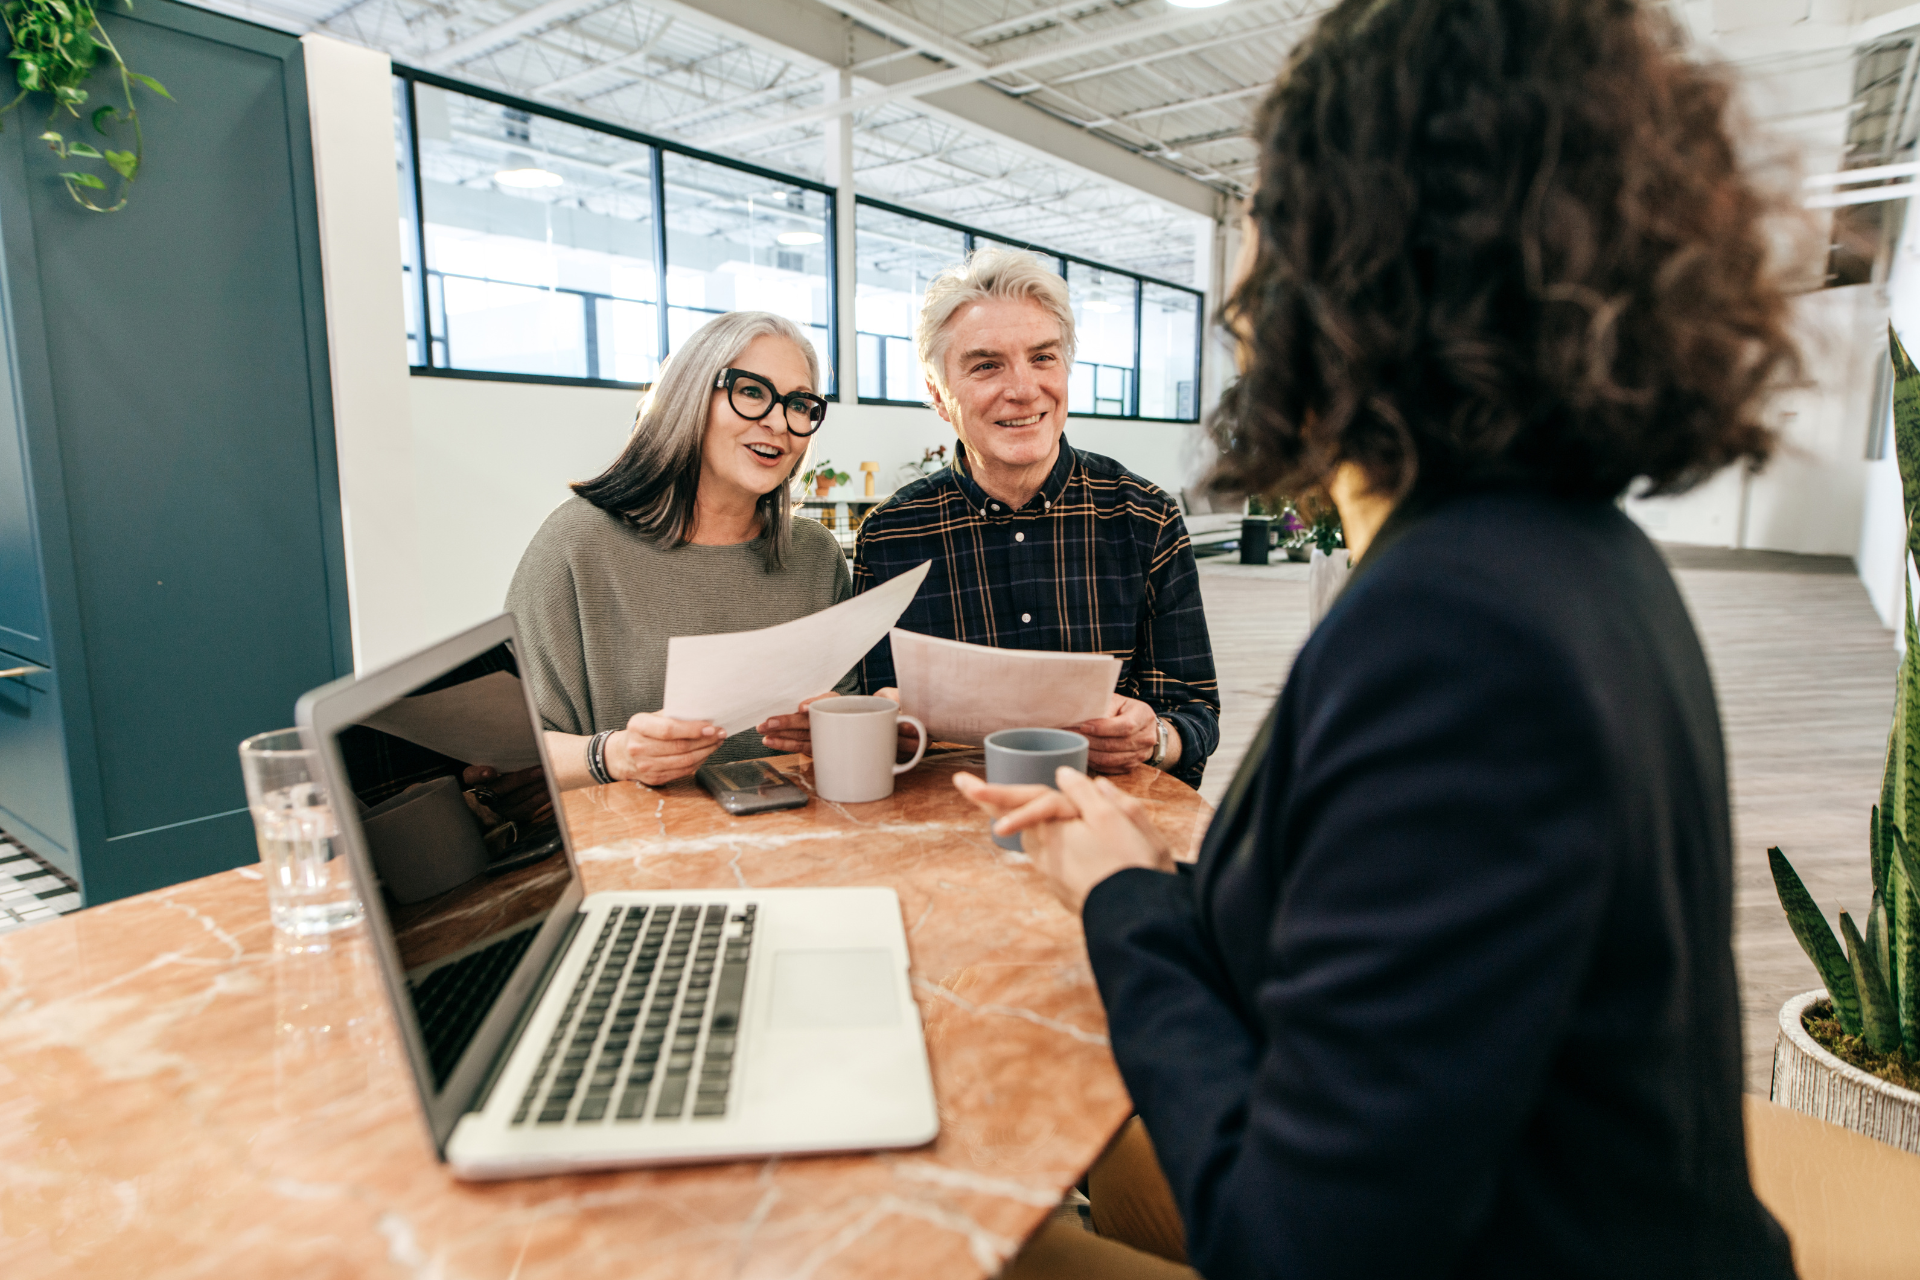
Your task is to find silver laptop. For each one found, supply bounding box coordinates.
[296,614,938,1179]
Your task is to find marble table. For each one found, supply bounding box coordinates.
[0,748,1212,1278]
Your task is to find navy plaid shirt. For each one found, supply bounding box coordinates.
[852,438,1220,787]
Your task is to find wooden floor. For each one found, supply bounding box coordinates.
[1193,548,1896,1094]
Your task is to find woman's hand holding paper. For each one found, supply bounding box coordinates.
[953,768,1175,913]
[608,711,724,786]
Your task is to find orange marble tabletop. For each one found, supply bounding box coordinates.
[0,749,1212,1279]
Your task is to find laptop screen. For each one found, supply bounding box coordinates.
[329,639,573,1091]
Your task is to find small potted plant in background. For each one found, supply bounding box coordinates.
[801,459,850,498]
[1280,501,1311,562]
[897,444,950,486]
[1302,499,1348,629]
[1767,324,1920,1152]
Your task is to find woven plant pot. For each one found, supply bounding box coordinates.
[1772,988,1920,1153]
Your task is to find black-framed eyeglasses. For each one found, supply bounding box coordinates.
[716,367,828,436]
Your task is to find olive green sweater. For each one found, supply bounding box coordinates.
[505,496,853,766]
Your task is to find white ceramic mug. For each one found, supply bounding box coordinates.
[810,696,929,803]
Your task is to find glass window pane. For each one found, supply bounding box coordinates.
[662,154,832,392]
[884,336,920,402]
[857,331,884,399]
[1069,263,1137,418]
[855,204,966,400]
[1140,283,1201,420]
[409,82,659,383]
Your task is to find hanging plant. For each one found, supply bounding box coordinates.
[0,0,169,212]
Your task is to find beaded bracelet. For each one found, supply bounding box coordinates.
[586,729,616,785]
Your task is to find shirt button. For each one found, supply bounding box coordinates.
[990,503,1000,511]
[1015,532,1025,542]
[1021,613,1032,623]
[1044,501,1051,510]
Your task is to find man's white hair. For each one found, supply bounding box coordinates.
[916,246,1077,399]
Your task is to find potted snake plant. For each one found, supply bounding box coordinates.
[1767,325,1920,1152]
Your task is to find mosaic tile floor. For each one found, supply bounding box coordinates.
[0,831,81,935]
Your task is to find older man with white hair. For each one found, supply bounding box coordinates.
[850,246,1219,785]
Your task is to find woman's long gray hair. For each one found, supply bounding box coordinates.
[572,311,820,571]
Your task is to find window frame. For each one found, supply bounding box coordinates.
[395,64,839,393]
[393,68,1206,422]
[852,196,1205,423]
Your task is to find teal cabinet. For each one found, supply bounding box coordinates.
[0,0,350,903]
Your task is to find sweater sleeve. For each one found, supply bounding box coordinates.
[504,514,594,735]
[1084,580,1617,1280]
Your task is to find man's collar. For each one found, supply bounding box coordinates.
[951,437,1076,515]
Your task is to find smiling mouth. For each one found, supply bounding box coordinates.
[745,442,784,460]
[997,413,1046,428]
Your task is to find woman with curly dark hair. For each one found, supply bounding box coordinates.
[965,0,1802,1276]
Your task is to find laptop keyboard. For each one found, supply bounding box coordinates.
[512,902,755,1127]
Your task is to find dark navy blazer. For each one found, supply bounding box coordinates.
[1083,490,1795,1279]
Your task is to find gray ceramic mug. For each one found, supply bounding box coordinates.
[983,728,1090,852]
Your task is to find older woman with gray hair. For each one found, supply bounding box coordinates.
[506,310,853,789]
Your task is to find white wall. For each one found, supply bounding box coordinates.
[404,377,1207,646]
[1624,283,1885,558]
[302,36,429,671]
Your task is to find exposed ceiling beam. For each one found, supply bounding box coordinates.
[960,0,1113,48]
[419,0,607,69]
[532,14,674,95]
[1042,13,1318,89]
[664,0,1228,218]
[1116,82,1268,124]
[806,0,988,73]
[694,0,1279,148]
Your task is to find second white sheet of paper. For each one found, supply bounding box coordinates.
[890,628,1120,745]
[661,561,931,736]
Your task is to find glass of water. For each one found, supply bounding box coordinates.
[238,729,365,936]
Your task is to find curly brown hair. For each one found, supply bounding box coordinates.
[1214,0,1799,504]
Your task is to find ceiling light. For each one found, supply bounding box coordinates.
[1164,0,1230,8]
[776,230,824,246]
[495,165,563,189]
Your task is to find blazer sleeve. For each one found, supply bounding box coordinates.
[1082,578,1617,1279]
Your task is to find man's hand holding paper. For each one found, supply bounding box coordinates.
[889,629,1123,752]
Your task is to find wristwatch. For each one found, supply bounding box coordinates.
[1147,717,1171,770]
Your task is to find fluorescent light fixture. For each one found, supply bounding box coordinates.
[495,166,563,189]
[776,230,824,246]
[1085,300,1122,313]
[1165,0,1230,8]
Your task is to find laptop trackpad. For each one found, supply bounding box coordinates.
[769,949,900,1029]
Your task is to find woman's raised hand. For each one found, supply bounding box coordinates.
[952,768,1175,913]
[607,711,725,786]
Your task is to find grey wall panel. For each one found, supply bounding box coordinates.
[0,320,46,662]
[25,18,338,840]
[0,0,348,903]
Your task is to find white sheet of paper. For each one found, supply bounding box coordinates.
[662,561,931,736]
[889,628,1121,746]
[359,670,544,773]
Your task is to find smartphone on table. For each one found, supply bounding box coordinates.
[695,759,810,815]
